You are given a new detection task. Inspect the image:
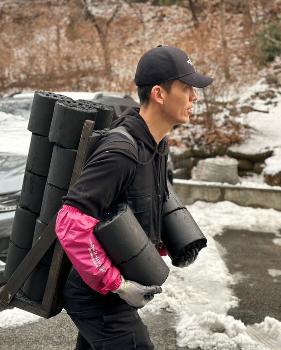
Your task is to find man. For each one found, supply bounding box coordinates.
[55,45,213,349]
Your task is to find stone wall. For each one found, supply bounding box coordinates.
[171,147,280,186]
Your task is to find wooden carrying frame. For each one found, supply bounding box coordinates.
[0,120,94,318]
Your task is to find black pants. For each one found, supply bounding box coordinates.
[68,308,154,350]
[63,268,154,349]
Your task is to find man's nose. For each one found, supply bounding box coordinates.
[191,88,198,102]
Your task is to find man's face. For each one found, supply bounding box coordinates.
[160,80,198,126]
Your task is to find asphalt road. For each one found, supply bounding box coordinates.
[0,308,189,350]
[215,228,281,325]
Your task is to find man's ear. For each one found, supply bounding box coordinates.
[151,85,165,105]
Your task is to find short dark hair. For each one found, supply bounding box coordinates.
[137,80,174,106]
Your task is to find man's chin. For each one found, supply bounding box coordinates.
[180,115,190,124]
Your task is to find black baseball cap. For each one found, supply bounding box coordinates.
[134,45,213,88]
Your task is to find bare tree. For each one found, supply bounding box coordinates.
[188,0,199,28]
[202,88,213,129]
[82,0,122,78]
[241,0,253,34]
[124,0,146,36]
[220,0,230,80]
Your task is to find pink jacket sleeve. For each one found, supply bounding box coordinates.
[55,204,122,295]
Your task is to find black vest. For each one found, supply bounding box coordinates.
[125,152,166,247]
[93,128,168,248]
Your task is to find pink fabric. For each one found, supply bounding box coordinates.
[159,247,168,256]
[55,204,122,295]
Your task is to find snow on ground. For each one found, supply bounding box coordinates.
[140,200,281,350]
[264,148,281,176]
[255,316,281,342]
[267,269,281,278]
[273,238,281,246]
[176,177,281,190]
[230,80,281,177]
[238,172,266,186]
[0,308,41,329]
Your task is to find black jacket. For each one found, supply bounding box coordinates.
[64,108,169,246]
[62,109,169,314]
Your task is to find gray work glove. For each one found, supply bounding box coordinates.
[113,276,162,308]
[175,247,199,268]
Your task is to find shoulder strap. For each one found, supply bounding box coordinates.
[108,126,137,149]
[87,126,139,163]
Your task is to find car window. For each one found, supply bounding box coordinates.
[0,99,32,119]
[0,154,27,172]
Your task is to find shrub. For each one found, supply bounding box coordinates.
[254,22,281,65]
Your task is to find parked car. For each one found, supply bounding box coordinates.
[0,92,33,120]
[0,92,36,266]
[91,91,139,119]
[0,153,26,263]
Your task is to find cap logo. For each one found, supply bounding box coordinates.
[186,58,193,65]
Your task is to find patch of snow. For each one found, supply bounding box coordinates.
[273,238,281,246]
[254,316,281,343]
[267,269,281,278]
[177,312,261,350]
[229,80,269,105]
[0,308,42,329]
[264,148,281,176]
[199,80,281,186]
[174,178,281,190]
[11,92,34,99]
[238,173,265,185]
[229,83,281,182]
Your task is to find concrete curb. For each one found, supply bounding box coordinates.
[173,179,281,211]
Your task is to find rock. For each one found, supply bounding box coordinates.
[173,168,191,180]
[227,149,273,162]
[192,148,216,158]
[253,162,265,174]
[172,149,192,158]
[238,170,253,177]
[172,153,193,170]
[252,90,277,100]
[264,172,281,186]
[192,157,239,184]
[238,159,254,171]
[240,106,254,114]
[266,74,280,86]
[263,151,281,186]
[192,157,200,166]
[263,150,281,186]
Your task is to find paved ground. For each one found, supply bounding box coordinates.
[215,228,281,325]
[0,308,189,350]
[1,227,281,349]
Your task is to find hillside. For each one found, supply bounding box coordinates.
[1,0,281,95]
[1,0,281,184]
